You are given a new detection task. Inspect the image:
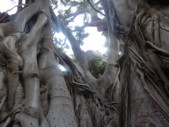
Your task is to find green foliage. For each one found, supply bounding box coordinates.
[74,26,89,45]
[70,54,106,78]
[71,57,77,63]
[88,56,106,78]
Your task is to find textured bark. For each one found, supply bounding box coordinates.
[0,0,169,127]
[38,24,78,127]
[101,0,169,126]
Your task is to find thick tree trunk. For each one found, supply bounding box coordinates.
[38,24,78,127]
[101,0,169,126]
[1,0,169,127]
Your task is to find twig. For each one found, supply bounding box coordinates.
[6,4,28,13]
[60,38,67,50]
[86,0,105,16]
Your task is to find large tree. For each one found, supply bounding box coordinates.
[0,0,169,127]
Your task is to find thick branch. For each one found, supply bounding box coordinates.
[14,0,41,31]
[50,8,97,87]
[101,31,118,83]
[14,0,50,32]
[19,13,47,52]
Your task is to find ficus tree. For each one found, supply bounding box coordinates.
[0,0,169,127]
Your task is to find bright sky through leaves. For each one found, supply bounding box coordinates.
[0,0,17,14]
[0,0,107,55]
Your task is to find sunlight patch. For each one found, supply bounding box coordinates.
[58,64,67,72]
[54,32,66,40]
[82,27,107,54]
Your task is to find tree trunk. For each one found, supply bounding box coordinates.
[101,0,169,126]
[0,0,169,127]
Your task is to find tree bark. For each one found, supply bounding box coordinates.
[0,0,169,127]
[101,0,169,126]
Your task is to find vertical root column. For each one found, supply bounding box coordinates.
[38,39,78,127]
[21,47,40,110]
[0,42,20,109]
[47,76,78,127]
[17,47,41,127]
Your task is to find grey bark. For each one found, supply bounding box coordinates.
[0,0,169,127]
[101,0,169,126]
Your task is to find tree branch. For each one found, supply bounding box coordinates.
[14,0,50,32]
[67,8,89,22]
[14,0,41,31]
[101,31,118,83]
[50,8,97,87]
[17,0,23,12]
[6,4,27,13]
[87,0,105,16]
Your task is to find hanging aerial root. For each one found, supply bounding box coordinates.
[0,32,22,110]
[0,41,20,109]
[9,11,48,127]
